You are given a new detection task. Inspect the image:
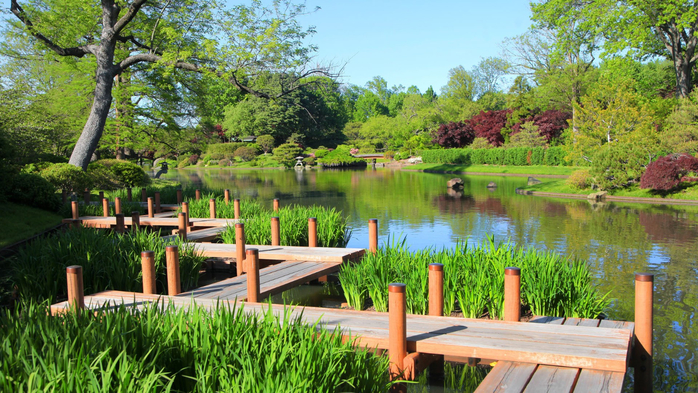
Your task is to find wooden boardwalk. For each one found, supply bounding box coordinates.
[475,316,633,392]
[192,243,365,262]
[63,216,239,228]
[50,292,633,373]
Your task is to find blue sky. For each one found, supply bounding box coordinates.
[298,1,534,94]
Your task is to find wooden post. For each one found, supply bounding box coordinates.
[147,197,154,218]
[61,189,67,205]
[141,251,156,294]
[71,201,79,220]
[308,217,317,247]
[246,248,260,302]
[234,199,241,220]
[178,212,187,240]
[98,191,104,200]
[273,198,280,212]
[195,189,201,200]
[154,192,161,213]
[271,217,280,246]
[131,211,140,232]
[166,245,181,296]
[429,263,444,316]
[66,265,84,310]
[127,187,132,202]
[224,189,230,205]
[141,188,147,203]
[389,283,408,384]
[176,189,183,205]
[634,273,654,393]
[84,189,90,203]
[209,198,216,219]
[504,267,521,322]
[115,214,125,234]
[114,197,122,215]
[102,198,109,217]
[182,202,191,227]
[369,219,378,254]
[235,223,245,276]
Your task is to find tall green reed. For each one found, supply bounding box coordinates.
[339,236,609,319]
[11,227,205,304]
[0,302,391,392]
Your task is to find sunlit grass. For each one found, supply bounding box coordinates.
[0,202,63,248]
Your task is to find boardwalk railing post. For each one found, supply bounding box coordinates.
[176,189,183,205]
[141,251,157,294]
[99,191,104,200]
[154,192,161,213]
[389,283,408,388]
[504,267,521,322]
[429,264,444,316]
[195,189,201,201]
[234,198,241,220]
[71,201,80,227]
[182,202,191,227]
[308,217,317,247]
[634,273,654,393]
[178,212,188,240]
[147,197,154,218]
[246,248,260,302]
[273,198,280,212]
[235,223,245,276]
[84,189,90,204]
[369,219,378,254]
[131,211,140,232]
[271,217,280,246]
[209,198,216,219]
[141,188,147,203]
[224,189,230,205]
[102,198,109,217]
[115,214,125,234]
[127,187,132,202]
[61,189,67,205]
[66,266,84,310]
[166,245,181,296]
[114,197,122,215]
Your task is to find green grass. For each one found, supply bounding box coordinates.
[338,236,609,319]
[0,202,63,248]
[0,302,391,392]
[407,163,585,176]
[522,179,698,200]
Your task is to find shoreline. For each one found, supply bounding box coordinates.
[515,188,698,206]
[401,168,568,178]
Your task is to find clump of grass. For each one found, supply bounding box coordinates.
[181,195,266,219]
[10,227,205,304]
[58,200,147,217]
[0,302,391,392]
[339,236,609,319]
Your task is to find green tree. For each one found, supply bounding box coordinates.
[507,122,547,148]
[471,57,511,99]
[441,66,475,102]
[7,0,328,170]
[257,135,275,155]
[662,91,698,154]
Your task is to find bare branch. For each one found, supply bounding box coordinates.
[113,0,148,36]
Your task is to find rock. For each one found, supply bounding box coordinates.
[487,181,497,189]
[587,191,608,200]
[447,178,464,189]
[527,177,542,186]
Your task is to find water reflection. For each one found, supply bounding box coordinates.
[163,168,698,392]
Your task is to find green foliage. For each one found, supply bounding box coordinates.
[317,150,366,168]
[256,135,275,154]
[0,303,391,392]
[234,146,258,162]
[567,169,592,190]
[502,147,529,166]
[662,91,698,155]
[507,122,546,148]
[590,143,648,190]
[205,143,247,159]
[10,227,204,304]
[339,237,608,319]
[273,143,303,167]
[39,163,91,194]
[543,146,569,166]
[9,173,60,211]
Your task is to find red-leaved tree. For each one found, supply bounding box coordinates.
[470,109,511,147]
[433,121,476,148]
[640,153,698,191]
[510,110,571,143]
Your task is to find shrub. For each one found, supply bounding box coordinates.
[470,137,492,150]
[205,142,246,158]
[544,146,568,166]
[10,173,61,211]
[256,134,275,154]
[40,163,92,193]
[640,153,698,191]
[507,122,546,148]
[234,146,257,162]
[591,143,647,190]
[88,160,150,189]
[470,109,511,147]
[530,147,545,165]
[511,110,571,143]
[383,150,395,160]
[567,169,592,190]
[314,148,328,158]
[87,162,120,190]
[302,157,316,166]
[420,149,471,165]
[110,161,150,187]
[503,147,529,166]
[273,143,303,167]
[188,154,199,165]
[318,149,366,167]
[433,121,476,148]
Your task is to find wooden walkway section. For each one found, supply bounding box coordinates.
[192,243,365,262]
[160,226,228,242]
[475,316,633,392]
[63,216,239,228]
[50,292,633,373]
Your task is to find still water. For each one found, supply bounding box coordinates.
[163,167,697,391]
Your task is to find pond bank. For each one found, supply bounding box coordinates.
[516,188,698,206]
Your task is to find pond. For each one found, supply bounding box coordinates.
[162,167,698,392]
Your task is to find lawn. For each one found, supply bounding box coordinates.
[0,202,63,248]
[406,163,584,176]
[521,179,698,201]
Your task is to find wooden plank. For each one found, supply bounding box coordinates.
[474,361,537,392]
[50,293,632,372]
[193,243,365,263]
[572,320,633,393]
[63,216,240,228]
[522,365,579,393]
[161,226,226,242]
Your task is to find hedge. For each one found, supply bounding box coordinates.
[420,147,571,166]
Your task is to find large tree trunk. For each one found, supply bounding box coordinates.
[68,60,115,170]
[674,57,693,99]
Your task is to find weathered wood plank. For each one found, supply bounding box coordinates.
[522,365,579,392]
[193,243,365,263]
[474,361,537,392]
[63,216,240,228]
[161,226,226,242]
